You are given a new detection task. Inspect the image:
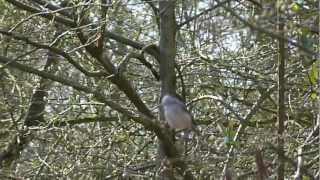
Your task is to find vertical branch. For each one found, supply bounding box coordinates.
[25,50,58,127]
[277,6,286,180]
[158,1,177,179]
[256,148,268,180]
[0,24,62,169]
[159,0,177,95]
[294,147,303,180]
[0,48,58,169]
[96,0,110,52]
[157,1,195,180]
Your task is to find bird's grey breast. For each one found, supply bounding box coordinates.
[163,103,192,130]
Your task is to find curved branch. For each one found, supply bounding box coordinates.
[5,0,75,27]
[141,0,160,29]
[49,116,118,127]
[31,0,73,17]
[0,55,185,170]
[177,0,231,29]
[0,29,105,77]
[5,0,155,119]
[105,31,161,61]
[5,0,161,67]
[0,55,129,116]
[0,55,168,134]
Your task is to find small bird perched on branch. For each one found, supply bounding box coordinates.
[160,94,196,132]
[160,94,199,155]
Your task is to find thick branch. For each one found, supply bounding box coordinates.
[6,0,161,72]
[0,55,181,159]
[6,0,155,118]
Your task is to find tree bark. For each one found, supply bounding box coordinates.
[277,11,286,180]
[159,0,177,95]
[157,1,194,180]
[158,1,177,179]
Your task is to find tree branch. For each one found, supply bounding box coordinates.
[222,5,317,57]
[0,55,181,161]
[5,0,75,27]
[177,0,231,29]
[0,55,131,118]
[0,29,106,77]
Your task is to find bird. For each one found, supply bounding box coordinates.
[160,94,194,131]
[160,94,200,155]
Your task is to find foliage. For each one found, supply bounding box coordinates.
[0,0,318,179]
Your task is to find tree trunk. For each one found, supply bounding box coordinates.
[157,1,177,179]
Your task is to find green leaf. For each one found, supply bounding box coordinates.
[310,92,317,100]
[302,175,310,180]
[309,63,318,85]
[291,3,301,13]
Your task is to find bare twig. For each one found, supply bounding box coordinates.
[0,29,106,77]
[178,0,232,29]
[222,5,317,57]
